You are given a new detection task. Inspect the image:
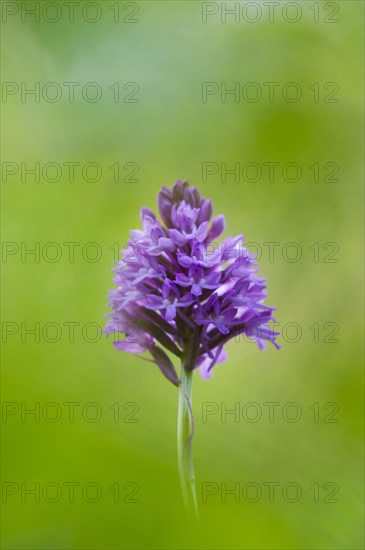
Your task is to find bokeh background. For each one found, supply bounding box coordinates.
[1,1,364,548]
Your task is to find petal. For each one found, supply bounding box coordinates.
[146,295,163,308]
[113,340,146,354]
[198,199,213,224]
[205,271,222,285]
[175,274,191,287]
[169,229,188,246]
[256,339,267,351]
[189,263,204,280]
[140,207,156,224]
[207,215,226,242]
[166,304,176,321]
[195,221,209,241]
[179,293,195,306]
[158,237,175,251]
[172,180,189,202]
[215,322,230,335]
[177,254,193,268]
[199,359,214,379]
[191,284,202,296]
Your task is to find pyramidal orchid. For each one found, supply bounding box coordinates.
[105,180,279,517]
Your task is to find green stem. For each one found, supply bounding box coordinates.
[177,361,199,519]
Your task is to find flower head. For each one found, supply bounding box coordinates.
[105,180,279,384]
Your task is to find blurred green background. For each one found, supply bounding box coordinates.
[1,1,364,549]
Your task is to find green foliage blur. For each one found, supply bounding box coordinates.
[1,1,364,548]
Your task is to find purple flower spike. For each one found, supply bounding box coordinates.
[105,180,279,385]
